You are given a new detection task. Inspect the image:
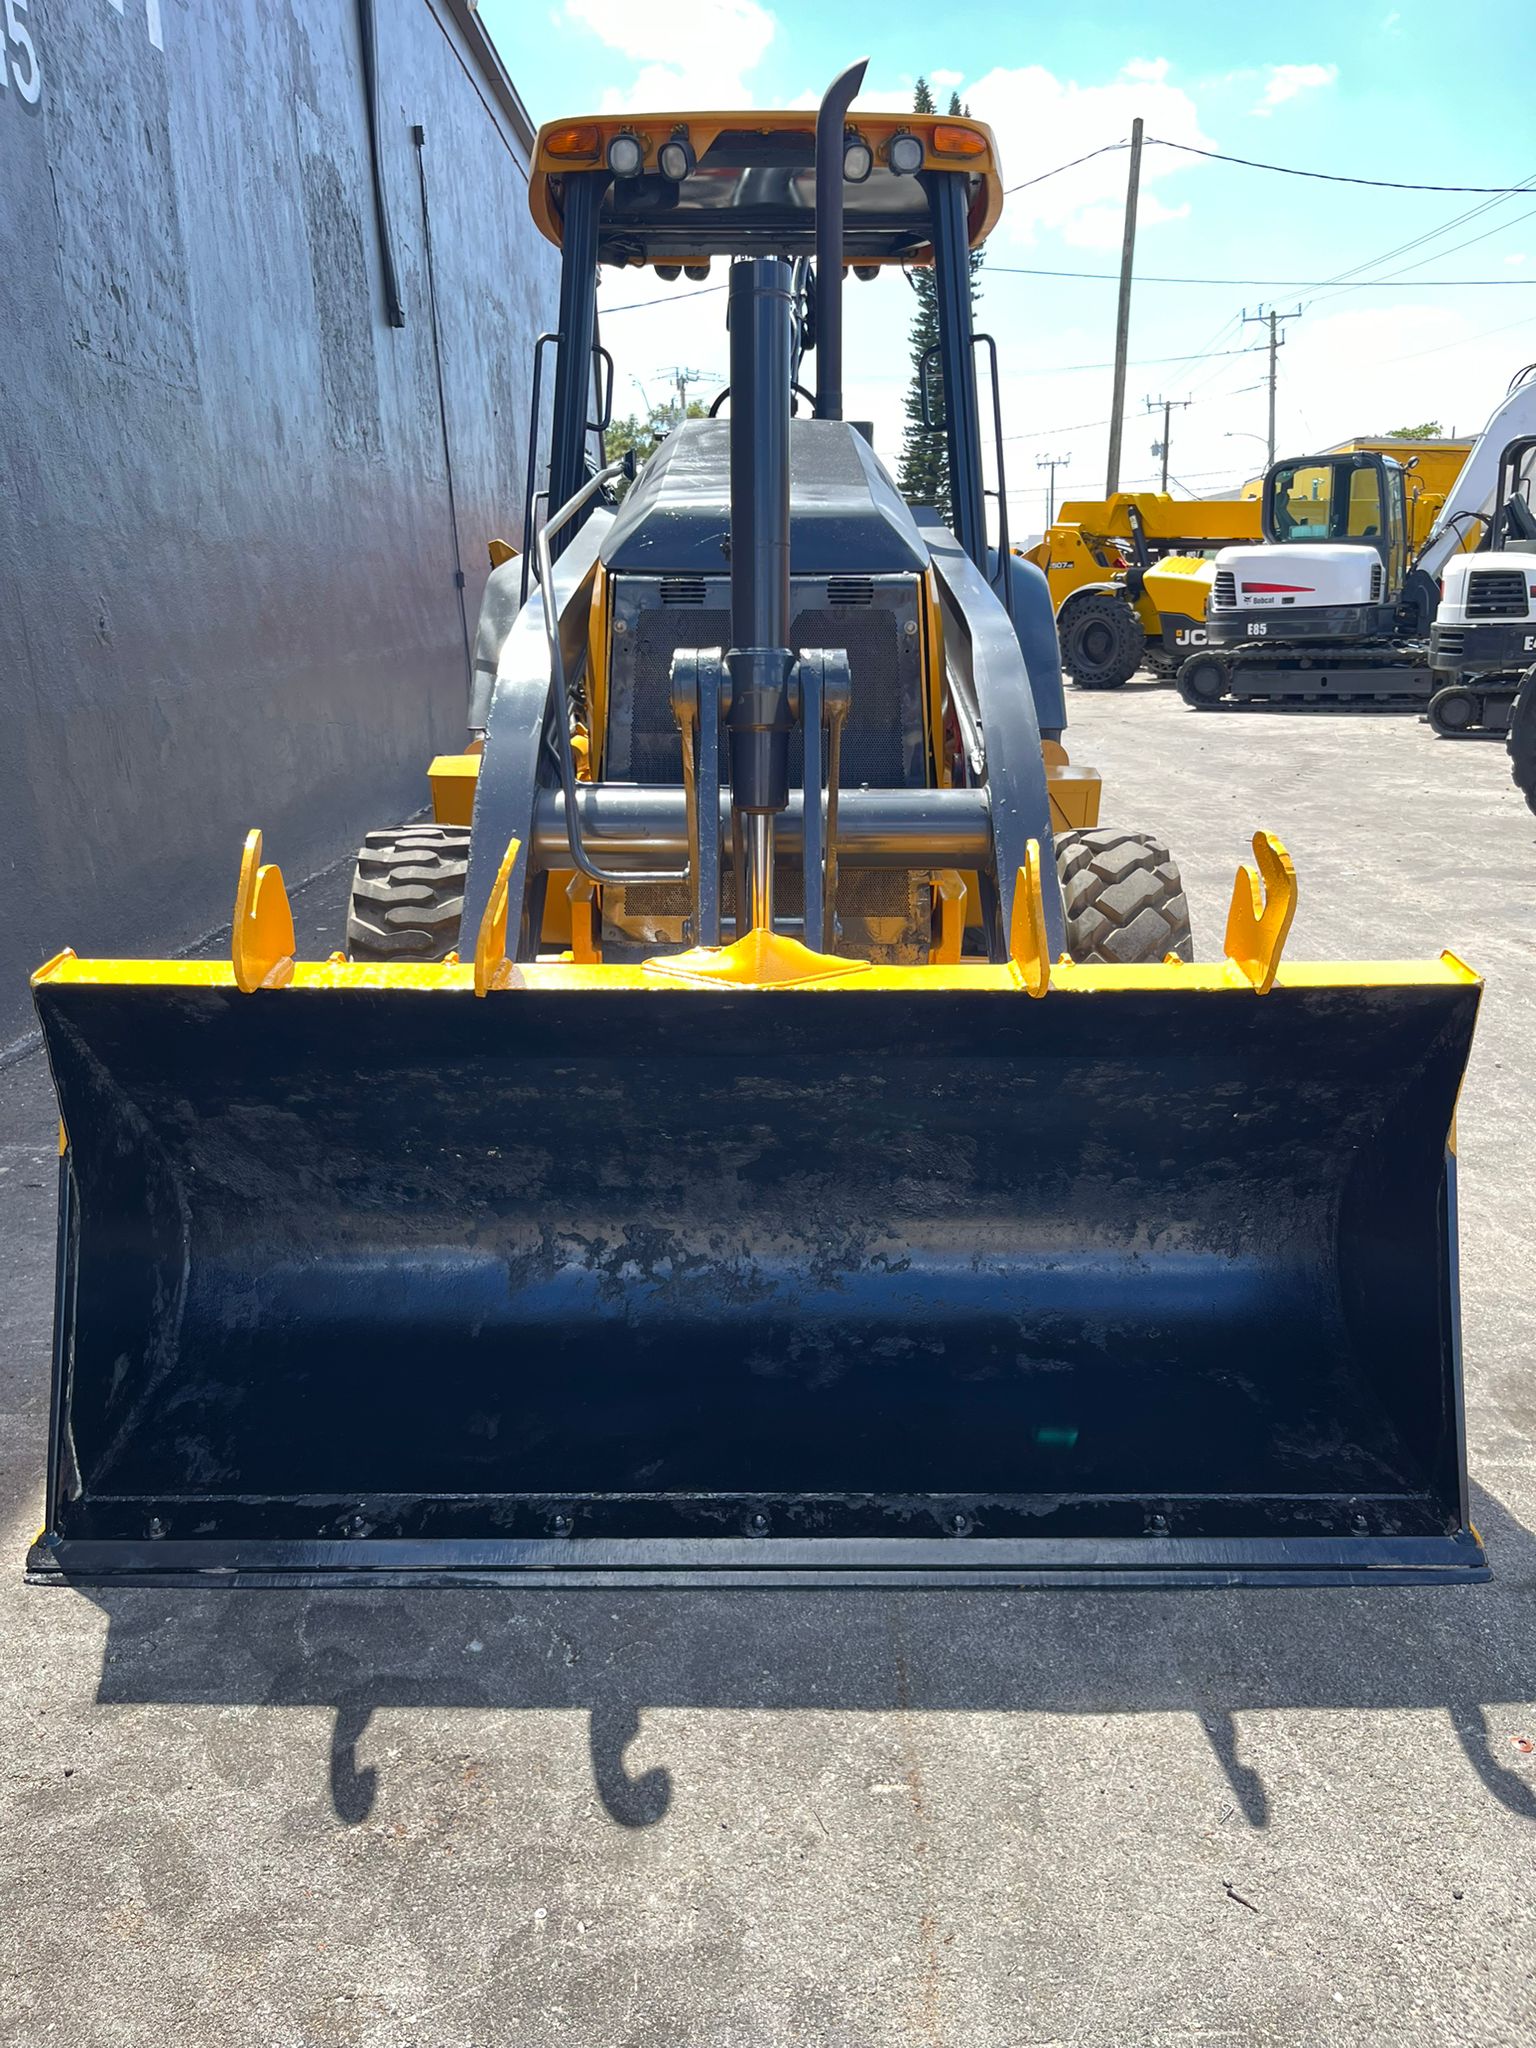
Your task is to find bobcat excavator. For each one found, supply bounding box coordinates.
[1424,430,1536,737]
[1178,367,1536,709]
[27,67,1485,1589]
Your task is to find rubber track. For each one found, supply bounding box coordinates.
[1222,637,1432,704]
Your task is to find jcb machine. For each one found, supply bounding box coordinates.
[1027,493,1260,690]
[1180,371,1536,709]
[28,68,1485,1588]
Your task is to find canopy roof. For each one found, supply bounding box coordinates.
[529,111,1002,267]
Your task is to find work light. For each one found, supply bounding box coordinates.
[888,132,924,175]
[657,134,695,182]
[842,132,873,183]
[606,132,644,179]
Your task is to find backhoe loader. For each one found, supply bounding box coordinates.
[28,66,1485,1589]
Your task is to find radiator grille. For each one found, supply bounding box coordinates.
[1213,570,1236,607]
[620,606,909,787]
[607,576,925,955]
[1465,569,1529,619]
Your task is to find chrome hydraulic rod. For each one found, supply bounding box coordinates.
[528,786,992,870]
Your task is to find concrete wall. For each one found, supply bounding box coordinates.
[0,0,557,1045]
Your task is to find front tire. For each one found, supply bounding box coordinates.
[1177,652,1231,709]
[347,823,470,961]
[1059,592,1145,690]
[1508,667,1536,815]
[1056,827,1194,964]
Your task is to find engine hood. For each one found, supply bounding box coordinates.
[1212,543,1381,604]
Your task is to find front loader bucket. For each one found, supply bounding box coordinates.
[30,954,1483,1588]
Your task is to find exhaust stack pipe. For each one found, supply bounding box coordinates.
[813,57,868,423]
[726,258,796,933]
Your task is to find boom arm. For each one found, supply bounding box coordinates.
[1416,364,1536,580]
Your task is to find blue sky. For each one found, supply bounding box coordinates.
[484,0,1536,525]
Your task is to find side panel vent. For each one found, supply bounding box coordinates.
[1369,565,1384,602]
[1465,569,1529,618]
[661,579,707,606]
[1212,570,1236,608]
[827,576,875,607]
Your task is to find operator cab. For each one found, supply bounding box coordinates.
[1265,453,1410,595]
[1487,435,1536,552]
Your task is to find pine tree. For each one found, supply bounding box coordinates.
[897,83,985,526]
[897,79,946,516]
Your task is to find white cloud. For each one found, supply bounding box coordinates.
[1251,62,1338,115]
[1062,192,1191,251]
[930,68,963,89]
[961,58,1211,246]
[784,82,924,113]
[561,0,776,111]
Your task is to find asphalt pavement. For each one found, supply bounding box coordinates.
[2,682,1534,2048]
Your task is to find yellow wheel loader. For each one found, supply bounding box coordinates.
[1025,494,1261,690]
[28,65,1486,1589]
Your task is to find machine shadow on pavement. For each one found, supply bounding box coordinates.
[77,1479,1536,1833]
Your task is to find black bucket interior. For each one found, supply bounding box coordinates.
[37,977,1478,1560]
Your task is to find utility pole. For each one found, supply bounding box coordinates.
[1037,453,1071,527]
[1144,395,1190,493]
[1104,117,1144,497]
[1241,306,1301,465]
[656,364,711,422]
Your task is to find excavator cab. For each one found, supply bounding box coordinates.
[1263,453,1410,598]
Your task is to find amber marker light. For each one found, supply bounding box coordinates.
[544,123,602,160]
[932,124,987,158]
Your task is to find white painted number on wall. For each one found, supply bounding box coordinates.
[109,0,164,52]
[1,0,42,103]
[2,0,163,108]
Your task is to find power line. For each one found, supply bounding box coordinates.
[1010,344,1266,378]
[1000,137,1536,204]
[1004,142,1127,194]
[600,283,728,313]
[1302,175,1536,300]
[1372,307,1536,369]
[1145,138,1536,195]
[1002,382,1265,447]
[990,265,1536,288]
[1305,200,1536,308]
